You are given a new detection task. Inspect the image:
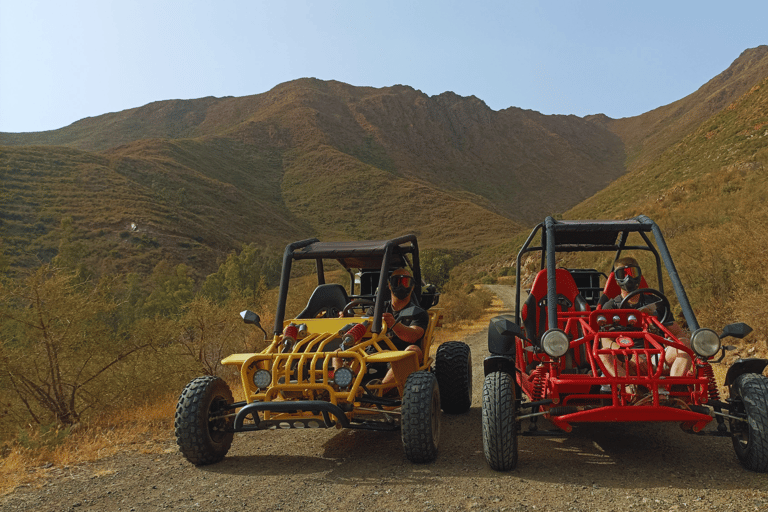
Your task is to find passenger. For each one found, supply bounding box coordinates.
[599,256,692,380]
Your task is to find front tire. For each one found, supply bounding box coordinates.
[730,373,768,472]
[175,376,235,465]
[401,371,440,463]
[482,371,518,471]
[435,341,472,414]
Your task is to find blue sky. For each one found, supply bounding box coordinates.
[0,1,766,133]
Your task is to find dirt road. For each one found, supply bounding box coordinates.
[3,286,767,511]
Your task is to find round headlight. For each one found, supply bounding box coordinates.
[253,369,272,390]
[691,328,721,358]
[541,329,569,358]
[334,367,355,388]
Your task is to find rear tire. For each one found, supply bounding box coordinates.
[175,376,234,465]
[435,341,472,414]
[482,371,518,471]
[401,371,440,463]
[730,373,768,472]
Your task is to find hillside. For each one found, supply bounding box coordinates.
[2,47,768,281]
[563,73,768,353]
[588,45,768,170]
[1,80,626,277]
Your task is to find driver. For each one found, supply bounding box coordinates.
[380,268,429,388]
[599,256,692,381]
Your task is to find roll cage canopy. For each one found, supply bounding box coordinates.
[515,215,699,333]
[274,234,422,336]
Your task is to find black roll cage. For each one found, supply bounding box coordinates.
[273,234,421,336]
[514,215,699,333]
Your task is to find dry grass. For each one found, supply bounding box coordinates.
[0,289,507,497]
[433,289,507,349]
[0,395,177,496]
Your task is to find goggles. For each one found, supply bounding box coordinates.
[614,265,641,281]
[389,275,414,289]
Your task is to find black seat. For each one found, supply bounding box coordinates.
[296,284,350,319]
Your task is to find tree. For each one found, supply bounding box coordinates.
[421,249,464,290]
[0,265,151,426]
[201,244,279,305]
[174,296,256,376]
[142,261,196,318]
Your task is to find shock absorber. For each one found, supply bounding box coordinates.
[340,321,369,350]
[281,323,298,353]
[530,365,548,401]
[701,363,720,401]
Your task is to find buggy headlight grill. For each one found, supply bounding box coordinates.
[691,328,720,358]
[253,369,272,390]
[541,329,569,358]
[334,367,354,388]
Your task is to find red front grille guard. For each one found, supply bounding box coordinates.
[517,310,717,433]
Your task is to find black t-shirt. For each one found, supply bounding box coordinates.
[385,299,430,350]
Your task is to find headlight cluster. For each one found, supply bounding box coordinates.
[690,328,721,358]
[541,329,569,358]
[333,367,355,388]
[253,369,272,390]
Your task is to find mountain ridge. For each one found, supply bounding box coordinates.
[2,47,767,281]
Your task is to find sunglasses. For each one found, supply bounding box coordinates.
[389,275,414,288]
[614,265,641,280]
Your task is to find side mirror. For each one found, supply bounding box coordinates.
[713,345,737,364]
[720,322,753,340]
[240,310,261,326]
[241,310,269,342]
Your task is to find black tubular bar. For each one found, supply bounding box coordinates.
[274,238,319,335]
[545,216,558,331]
[512,216,699,330]
[273,235,420,336]
[234,400,350,430]
[233,400,401,432]
[515,222,544,325]
[372,242,394,334]
[370,234,420,334]
[640,215,699,330]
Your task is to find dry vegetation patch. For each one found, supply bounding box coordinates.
[1,395,177,496]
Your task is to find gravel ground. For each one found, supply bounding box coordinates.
[3,285,767,511]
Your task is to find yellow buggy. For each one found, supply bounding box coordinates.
[175,235,472,465]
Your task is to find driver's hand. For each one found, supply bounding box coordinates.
[382,312,396,329]
[638,304,656,315]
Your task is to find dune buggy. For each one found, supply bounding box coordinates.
[482,216,768,472]
[175,235,472,465]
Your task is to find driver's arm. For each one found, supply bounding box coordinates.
[382,312,424,343]
[392,323,424,343]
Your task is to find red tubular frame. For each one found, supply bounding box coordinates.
[516,309,715,433]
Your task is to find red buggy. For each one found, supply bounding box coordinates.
[482,216,767,472]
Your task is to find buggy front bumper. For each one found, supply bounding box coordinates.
[233,399,401,432]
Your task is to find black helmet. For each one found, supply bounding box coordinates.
[389,272,415,300]
[615,264,641,292]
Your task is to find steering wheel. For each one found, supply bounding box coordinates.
[342,299,375,317]
[619,288,672,325]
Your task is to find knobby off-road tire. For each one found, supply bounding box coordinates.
[730,373,768,472]
[175,376,235,466]
[482,371,518,471]
[435,341,472,414]
[401,371,441,463]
